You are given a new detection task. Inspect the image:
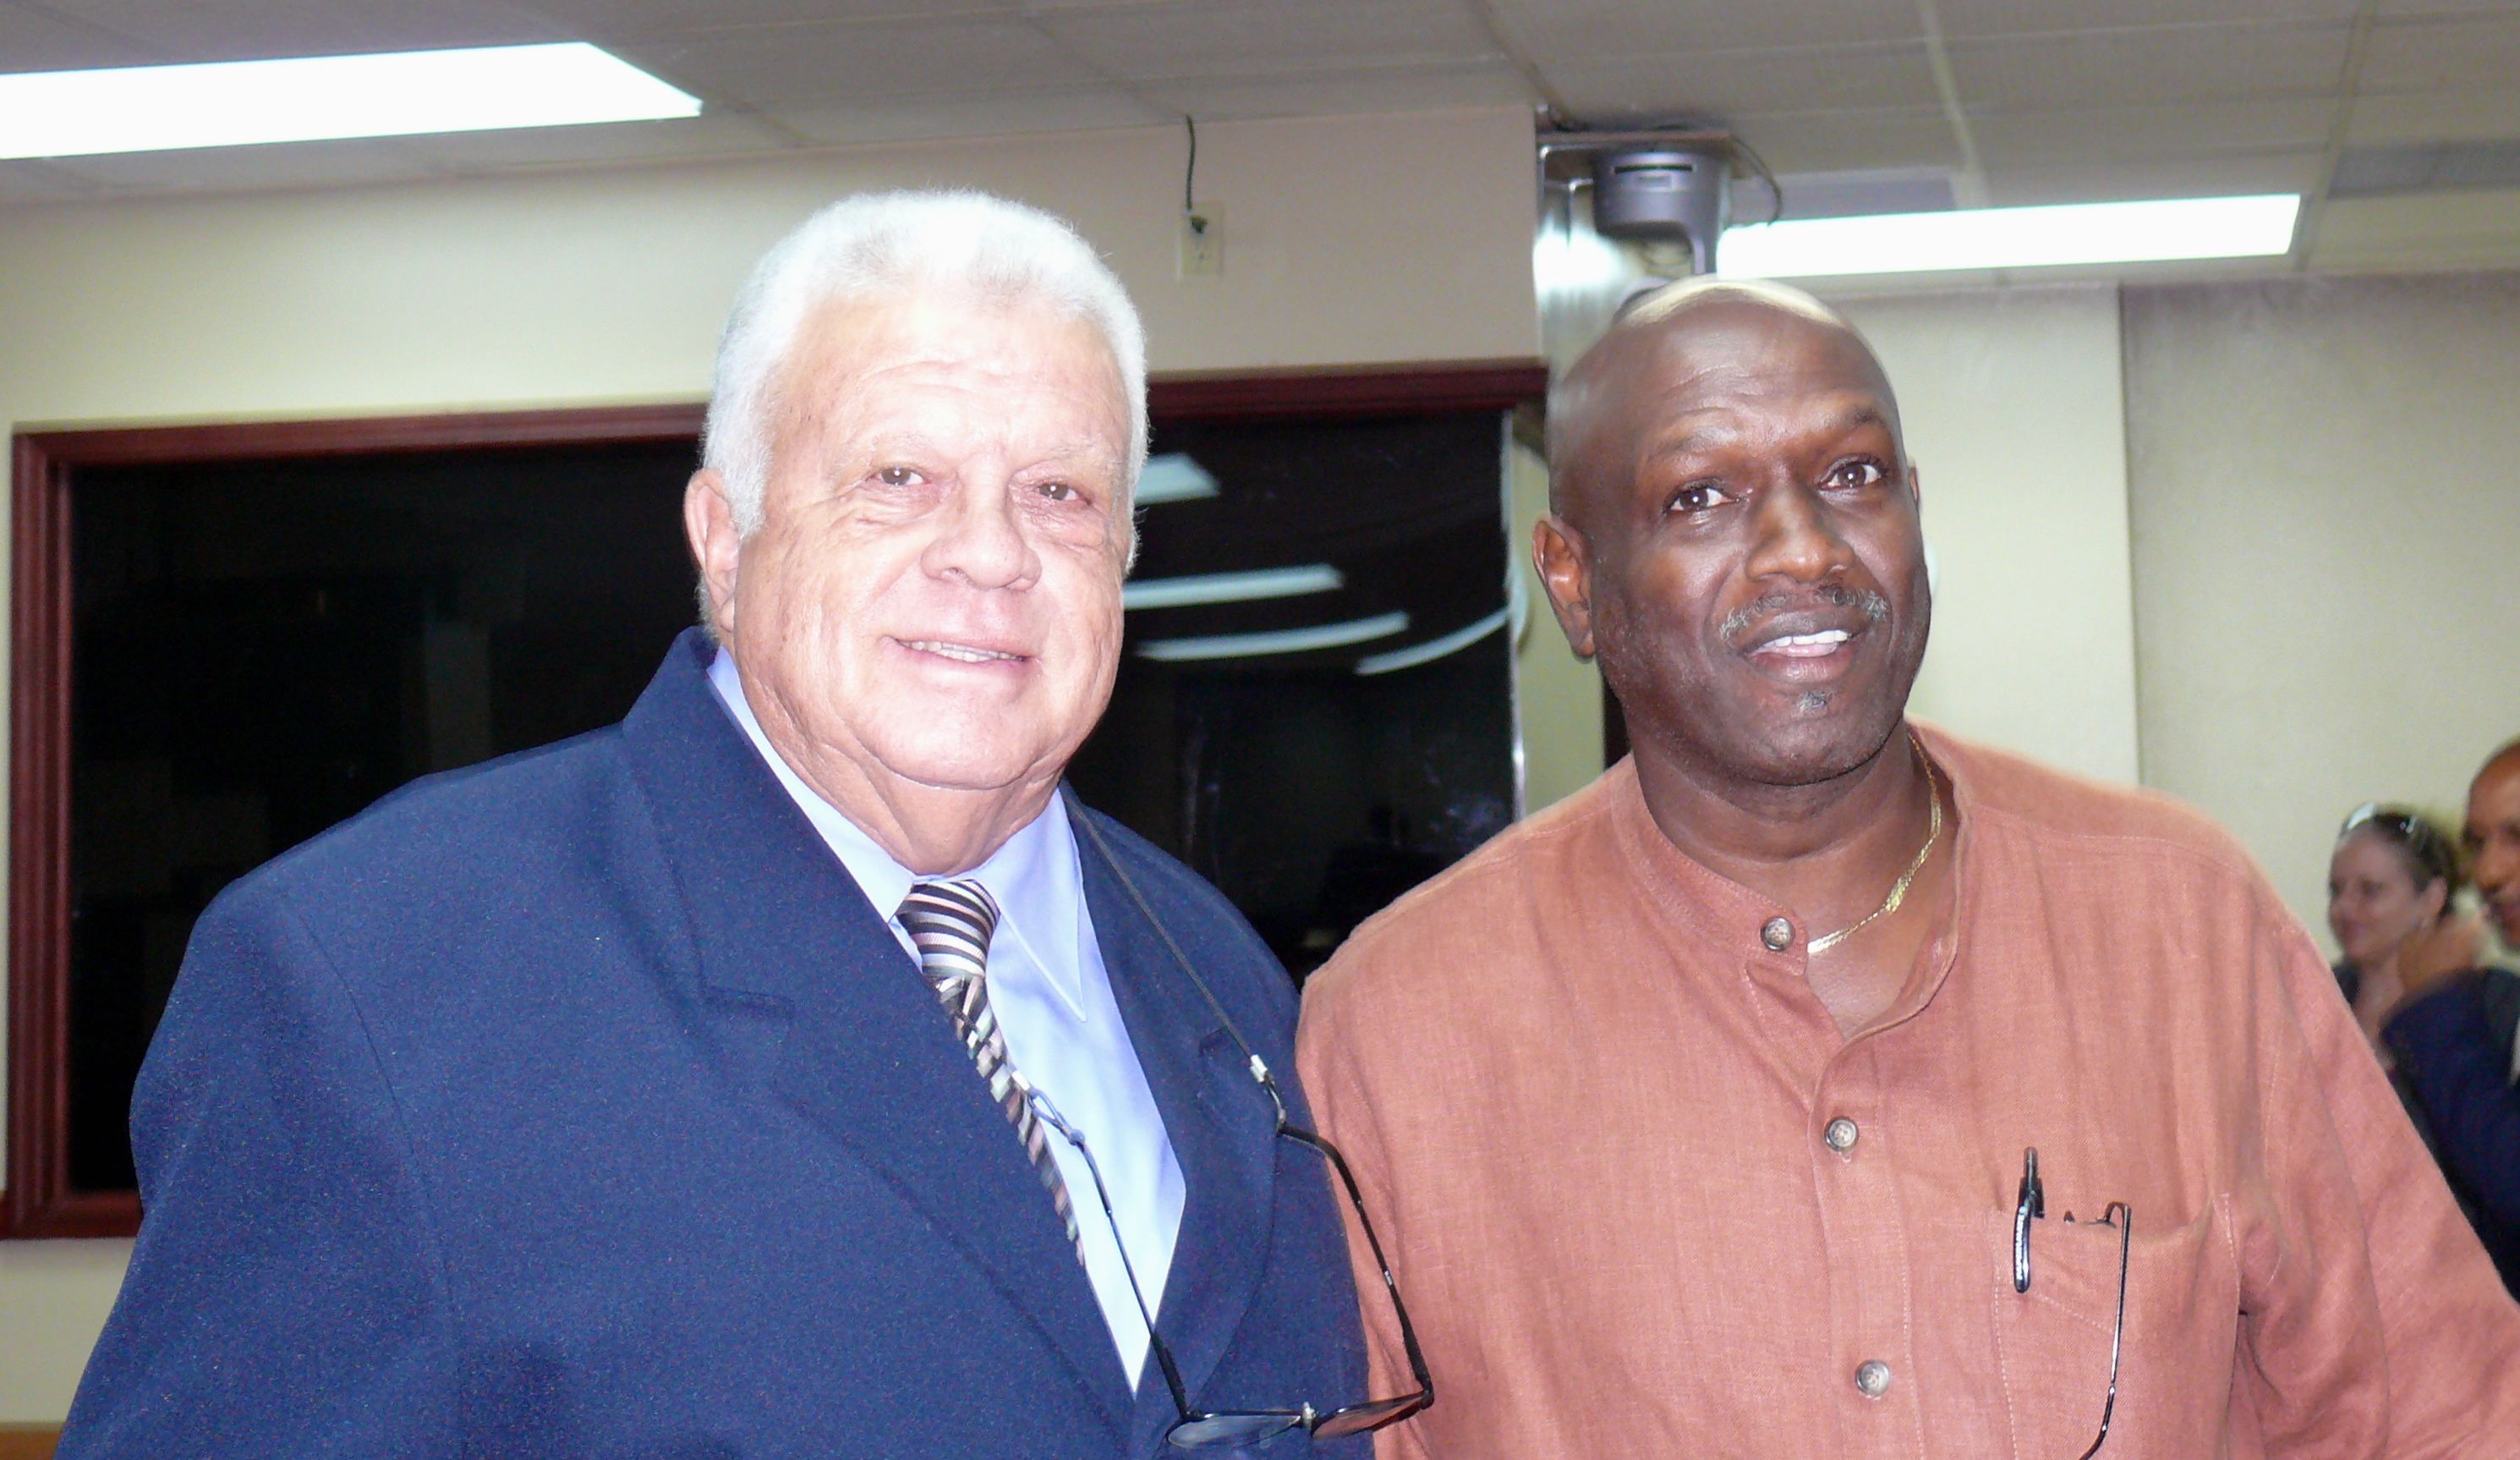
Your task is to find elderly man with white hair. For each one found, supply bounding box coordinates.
[61,191,1392,1459]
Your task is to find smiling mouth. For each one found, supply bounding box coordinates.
[901,639,1028,665]
[1751,629,1852,659]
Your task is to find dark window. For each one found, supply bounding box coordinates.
[67,443,698,1192]
[8,365,1544,1237]
[1068,411,1514,980]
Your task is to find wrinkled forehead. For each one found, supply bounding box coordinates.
[777,288,1130,442]
[797,287,1118,381]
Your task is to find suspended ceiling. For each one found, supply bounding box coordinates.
[5,0,2520,271]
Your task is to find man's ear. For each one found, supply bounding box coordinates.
[1533,514,1598,661]
[684,469,742,638]
[1907,461,1924,509]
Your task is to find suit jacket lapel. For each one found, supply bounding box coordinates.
[619,634,1132,1431]
[1070,799,1277,1450]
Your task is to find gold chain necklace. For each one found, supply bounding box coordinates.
[1808,737,1942,956]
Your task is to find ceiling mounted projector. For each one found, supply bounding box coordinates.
[1589,145,1733,274]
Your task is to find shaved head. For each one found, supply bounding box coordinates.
[1548,278,1903,526]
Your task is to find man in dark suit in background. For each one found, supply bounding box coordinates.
[61,190,1386,1457]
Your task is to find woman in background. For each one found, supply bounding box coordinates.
[2328,803,2463,1053]
[2327,799,2520,1291]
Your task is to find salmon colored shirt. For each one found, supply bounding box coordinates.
[1297,728,2520,1460]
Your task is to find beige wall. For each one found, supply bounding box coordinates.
[1509,430,1608,813]
[0,105,1539,1422]
[1834,284,2143,785]
[2125,272,2520,940]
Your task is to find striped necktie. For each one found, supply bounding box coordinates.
[897,880,1080,1255]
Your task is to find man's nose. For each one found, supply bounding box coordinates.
[922,477,1040,590]
[1742,481,1856,585]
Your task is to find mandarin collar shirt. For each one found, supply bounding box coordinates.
[708,650,1184,1383]
[1298,727,2520,1459]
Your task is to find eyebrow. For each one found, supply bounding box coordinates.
[842,431,1123,469]
[1642,400,1894,463]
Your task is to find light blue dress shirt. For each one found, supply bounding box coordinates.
[707,651,1185,1383]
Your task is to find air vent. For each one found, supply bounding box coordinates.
[2331,140,2520,198]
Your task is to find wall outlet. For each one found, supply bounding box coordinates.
[1179,205,1223,277]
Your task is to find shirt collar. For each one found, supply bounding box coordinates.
[704,648,1090,1018]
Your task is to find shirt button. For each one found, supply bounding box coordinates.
[1854,1360,1893,1399]
[1761,916,1794,951]
[1824,1117,1860,1153]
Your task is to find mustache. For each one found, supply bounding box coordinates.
[1719,585,1891,645]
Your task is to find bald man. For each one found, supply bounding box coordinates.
[1297,280,2520,1458]
[2386,738,2520,1288]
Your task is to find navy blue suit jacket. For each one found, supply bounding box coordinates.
[62,631,1367,1458]
[2391,971,2520,1288]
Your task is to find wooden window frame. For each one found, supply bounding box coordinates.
[3,361,1546,1238]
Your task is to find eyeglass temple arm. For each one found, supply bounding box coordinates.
[1024,1087,1199,1417]
[1263,1085,1435,1392]
[2074,1201,2132,1460]
[1073,809,1434,1413]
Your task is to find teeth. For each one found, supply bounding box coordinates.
[907,640,1019,663]
[1766,630,1849,648]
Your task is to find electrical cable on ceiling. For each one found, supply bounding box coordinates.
[1732,133,1785,225]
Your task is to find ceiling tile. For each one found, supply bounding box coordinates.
[27,0,567,65]
[41,136,442,193]
[1970,97,2337,168]
[1133,59,1534,121]
[2348,87,2520,144]
[0,0,156,70]
[1542,41,1941,123]
[611,17,1102,106]
[1033,0,1494,83]
[1947,23,2353,109]
[1715,107,1962,175]
[2359,12,2520,92]
[1935,0,2361,36]
[391,111,797,170]
[772,85,1169,145]
[1482,0,1921,60]
[1980,151,2329,207]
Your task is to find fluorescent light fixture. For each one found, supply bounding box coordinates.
[1355,607,1510,676]
[1122,564,1343,612]
[1716,194,2300,279]
[1138,612,1407,663]
[0,43,700,160]
[1135,453,1219,506]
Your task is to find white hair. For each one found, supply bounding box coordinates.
[702,189,1148,537]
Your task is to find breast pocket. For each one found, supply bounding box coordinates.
[1988,1197,2240,1460]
